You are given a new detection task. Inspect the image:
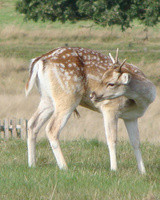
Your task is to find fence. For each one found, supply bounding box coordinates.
[0,118,28,139]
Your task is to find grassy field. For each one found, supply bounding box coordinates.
[0,139,160,200]
[0,1,160,199]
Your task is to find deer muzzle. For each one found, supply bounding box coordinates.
[90,92,104,102]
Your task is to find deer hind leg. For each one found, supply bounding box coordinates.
[28,97,53,167]
[102,108,118,171]
[124,119,146,174]
[46,98,81,170]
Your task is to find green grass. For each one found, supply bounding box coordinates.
[0,139,160,200]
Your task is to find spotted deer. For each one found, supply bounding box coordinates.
[26,47,156,174]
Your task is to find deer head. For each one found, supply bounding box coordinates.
[90,50,131,102]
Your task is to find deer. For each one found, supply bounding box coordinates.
[26,47,156,174]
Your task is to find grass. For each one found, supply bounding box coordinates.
[0,138,160,200]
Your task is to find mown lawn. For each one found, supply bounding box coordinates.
[0,139,160,200]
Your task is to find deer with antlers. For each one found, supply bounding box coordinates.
[26,47,156,174]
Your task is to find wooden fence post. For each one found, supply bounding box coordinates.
[4,118,9,139]
[0,120,4,138]
[0,118,28,140]
[12,118,17,138]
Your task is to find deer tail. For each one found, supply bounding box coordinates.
[25,58,42,96]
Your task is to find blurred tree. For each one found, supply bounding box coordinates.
[134,0,160,39]
[16,0,81,22]
[16,0,160,33]
[77,0,136,31]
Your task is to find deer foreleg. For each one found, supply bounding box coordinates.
[102,109,118,171]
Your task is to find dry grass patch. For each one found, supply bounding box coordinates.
[0,56,26,71]
[0,57,28,94]
[138,59,160,85]
[2,23,160,46]
[0,24,119,44]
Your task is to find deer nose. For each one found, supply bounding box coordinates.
[90,92,96,100]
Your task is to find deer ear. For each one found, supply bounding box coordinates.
[121,73,131,85]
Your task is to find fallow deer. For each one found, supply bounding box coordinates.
[26,47,156,174]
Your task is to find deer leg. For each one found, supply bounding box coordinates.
[46,100,80,170]
[124,119,146,174]
[102,109,118,171]
[28,97,53,167]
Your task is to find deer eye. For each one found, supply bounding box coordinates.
[108,83,115,87]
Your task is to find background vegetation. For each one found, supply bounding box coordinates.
[0,0,160,199]
[16,0,160,34]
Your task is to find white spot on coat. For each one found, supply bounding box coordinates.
[60,63,65,68]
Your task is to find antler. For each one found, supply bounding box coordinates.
[115,48,119,63]
[115,58,127,72]
[109,48,119,64]
[109,53,115,64]
[109,48,127,72]
[120,58,127,68]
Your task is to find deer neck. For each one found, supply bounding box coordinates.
[126,78,156,109]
